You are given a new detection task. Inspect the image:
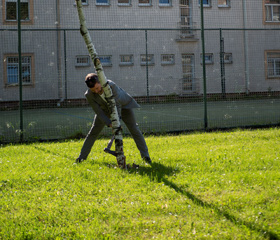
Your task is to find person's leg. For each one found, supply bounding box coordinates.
[77,115,105,161]
[121,108,151,162]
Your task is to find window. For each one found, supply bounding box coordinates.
[161,54,175,65]
[182,54,195,91]
[140,54,154,65]
[265,0,280,23]
[74,0,88,5]
[201,53,213,64]
[96,0,110,5]
[266,51,280,79]
[118,0,131,5]
[119,55,134,66]
[159,0,172,7]
[218,0,230,7]
[198,0,211,7]
[4,0,33,24]
[99,55,112,66]
[139,0,152,6]
[75,55,90,67]
[224,53,232,64]
[4,54,34,86]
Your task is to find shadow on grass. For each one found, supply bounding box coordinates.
[131,162,279,240]
[29,147,279,240]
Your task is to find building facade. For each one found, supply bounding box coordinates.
[0,0,280,103]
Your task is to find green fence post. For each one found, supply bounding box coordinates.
[145,29,150,103]
[18,0,23,142]
[200,0,208,130]
[220,28,226,99]
[64,29,68,103]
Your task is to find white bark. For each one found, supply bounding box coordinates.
[75,0,126,168]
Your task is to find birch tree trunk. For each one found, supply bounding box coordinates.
[75,0,126,169]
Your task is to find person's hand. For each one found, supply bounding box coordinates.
[109,124,114,134]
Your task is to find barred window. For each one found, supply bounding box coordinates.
[139,0,152,6]
[182,54,195,92]
[265,0,280,23]
[159,0,172,7]
[120,55,134,66]
[5,0,31,22]
[74,0,88,5]
[96,0,110,5]
[140,54,155,65]
[5,55,33,86]
[198,0,211,7]
[266,51,280,78]
[224,53,233,64]
[201,53,214,64]
[118,0,131,5]
[75,56,90,67]
[218,0,230,7]
[161,54,175,65]
[99,55,112,66]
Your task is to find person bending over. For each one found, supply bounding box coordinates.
[76,73,151,165]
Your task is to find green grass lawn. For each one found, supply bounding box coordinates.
[0,128,280,239]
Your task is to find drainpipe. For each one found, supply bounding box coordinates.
[242,0,250,94]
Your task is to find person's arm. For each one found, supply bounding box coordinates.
[86,94,112,127]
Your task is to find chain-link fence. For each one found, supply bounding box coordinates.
[1,0,280,143]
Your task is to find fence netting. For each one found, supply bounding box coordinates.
[1,0,280,143]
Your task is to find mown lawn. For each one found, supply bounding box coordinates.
[0,128,279,239]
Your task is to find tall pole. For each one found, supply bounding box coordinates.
[242,0,250,94]
[75,0,127,169]
[56,0,63,103]
[220,28,226,99]
[18,0,23,142]
[145,30,149,103]
[64,30,68,103]
[200,0,208,129]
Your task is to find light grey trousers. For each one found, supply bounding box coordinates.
[78,108,150,160]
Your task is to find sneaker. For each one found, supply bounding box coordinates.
[142,156,152,164]
[75,158,85,163]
